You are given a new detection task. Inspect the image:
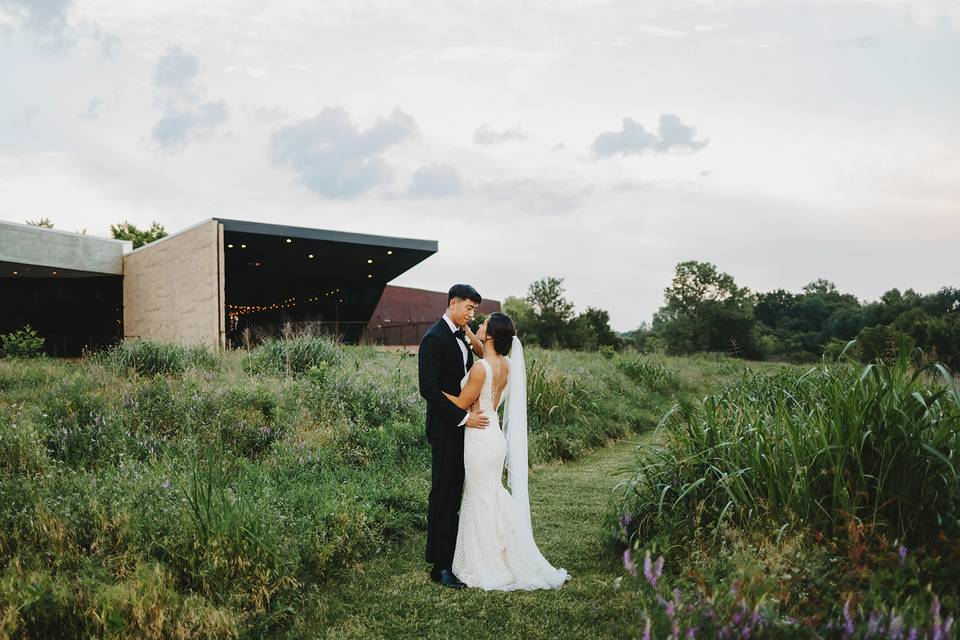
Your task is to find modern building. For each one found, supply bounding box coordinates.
[1,218,446,355]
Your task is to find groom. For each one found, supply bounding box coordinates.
[418,283,489,589]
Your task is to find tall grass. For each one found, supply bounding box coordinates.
[1,340,689,636]
[243,335,343,377]
[621,350,960,546]
[97,340,217,376]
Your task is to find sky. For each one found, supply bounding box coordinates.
[1,0,958,330]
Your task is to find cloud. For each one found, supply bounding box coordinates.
[476,177,593,214]
[150,46,228,152]
[151,101,228,150]
[270,107,417,199]
[154,45,199,94]
[591,113,708,157]
[80,98,102,119]
[0,0,71,38]
[635,24,687,38]
[407,164,462,197]
[473,124,528,145]
[0,0,119,52]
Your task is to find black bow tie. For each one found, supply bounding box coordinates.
[454,328,466,341]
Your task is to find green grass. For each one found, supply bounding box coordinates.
[296,436,655,639]
[2,343,753,638]
[614,350,960,637]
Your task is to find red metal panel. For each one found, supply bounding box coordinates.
[366,285,502,345]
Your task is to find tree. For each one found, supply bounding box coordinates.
[653,261,759,358]
[502,296,537,343]
[110,220,167,249]
[526,277,575,348]
[25,217,54,228]
[577,307,621,350]
[660,261,751,319]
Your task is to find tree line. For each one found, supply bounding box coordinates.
[639,261,960,368]
[500,264,959,370]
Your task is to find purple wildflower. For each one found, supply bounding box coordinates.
[623,548,637,577]
[898,545,908,562]
[642,616,651,640]
[866,610,882,637]
[687,627,696,639]
[644,551,664,589]
[907,627,917,640]
[888,613,904,640]
[161,479,171,490]
[843,598,855,638]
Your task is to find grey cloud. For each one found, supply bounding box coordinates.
[80,98,103,119]
[151,101,228,151]
[592,113,708,157]
[155,46,199,90]
[1,0,119,52]
[477,177,592,214]
[270,107,417,199]
[0,0,70,34]
[150,47,228,152]
[407,164,462,197]
[473,124,528,145]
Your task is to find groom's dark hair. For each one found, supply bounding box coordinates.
[448,283,482,305]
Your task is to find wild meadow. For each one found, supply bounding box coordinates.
[615,347,960,638]
[0,337,692,638]
[3,334,956,638]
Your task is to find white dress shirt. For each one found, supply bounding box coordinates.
[442,313,470,426]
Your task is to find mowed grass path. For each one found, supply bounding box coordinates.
[295,435,652,640]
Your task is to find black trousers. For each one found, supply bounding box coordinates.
[425,434,465,568]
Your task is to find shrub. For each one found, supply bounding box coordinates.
[0,324,45,358]
[615,355,680,394]
[244,336,343,377]
[97,340,217,376]
[621,351,960,547]
[39,378,117,467]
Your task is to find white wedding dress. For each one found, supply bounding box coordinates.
[452,344,570,591]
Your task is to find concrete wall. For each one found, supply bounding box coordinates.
[0,220,131,274]
[122,219,225,349]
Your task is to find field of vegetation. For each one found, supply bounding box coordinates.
[2,332,957,639]
[0,337,717,638]
[614,348,959,638]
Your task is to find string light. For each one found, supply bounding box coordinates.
[226,291,349,319]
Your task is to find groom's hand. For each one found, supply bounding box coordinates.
[465,410,489,429]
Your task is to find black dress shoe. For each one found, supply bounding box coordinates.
[434,568,466,589]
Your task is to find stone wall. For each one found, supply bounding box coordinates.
[122,220,224,349]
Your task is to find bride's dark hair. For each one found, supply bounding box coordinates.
[486,312,516,356]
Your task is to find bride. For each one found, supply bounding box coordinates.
[442,312,571,591]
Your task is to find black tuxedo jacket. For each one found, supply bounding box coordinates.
[418,319,473,441]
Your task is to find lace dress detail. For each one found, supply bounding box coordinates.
[452,359,570,590]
